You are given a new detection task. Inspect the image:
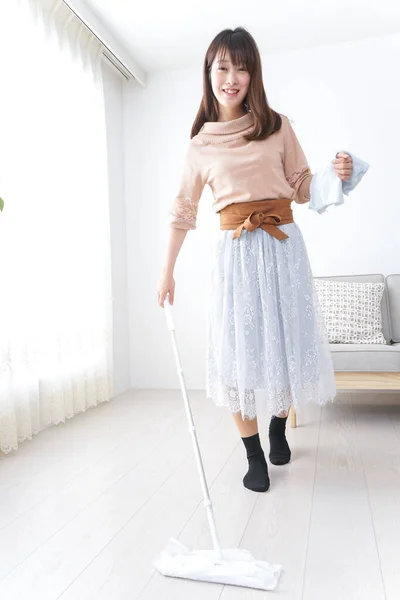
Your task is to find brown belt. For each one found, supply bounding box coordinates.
[219,199,294,240]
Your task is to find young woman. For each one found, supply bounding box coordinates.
[157,27,353,493]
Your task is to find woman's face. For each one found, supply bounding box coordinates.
[210,50,251,114]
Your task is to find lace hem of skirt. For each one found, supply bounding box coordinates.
[206,378,337,421]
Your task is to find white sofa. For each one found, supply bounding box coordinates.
[290,273,400,428]
[314,274,400,372]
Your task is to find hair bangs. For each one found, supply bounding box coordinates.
[212,35,254,74]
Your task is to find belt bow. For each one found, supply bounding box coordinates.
[233,210,289,240]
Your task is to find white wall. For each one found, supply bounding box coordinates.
[124,33,400,390]
[102,60,131,397]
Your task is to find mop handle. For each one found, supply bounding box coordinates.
[164,299,224,563]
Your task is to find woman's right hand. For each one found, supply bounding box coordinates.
[157,228,187,307]
[157,272,175,307]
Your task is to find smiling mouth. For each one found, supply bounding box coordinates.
[222,89,239,95]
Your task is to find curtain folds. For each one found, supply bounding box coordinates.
[0,0,114,453]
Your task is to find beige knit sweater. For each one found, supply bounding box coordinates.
[168,112,312,230]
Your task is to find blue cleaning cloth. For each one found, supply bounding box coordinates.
[309,152,369,214]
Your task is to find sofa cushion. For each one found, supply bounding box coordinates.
[386,275,400,342]
[331,343,400,371]
[314,274,391,343]
[314,279,386,344]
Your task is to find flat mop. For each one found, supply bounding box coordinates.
[153,298,283,591]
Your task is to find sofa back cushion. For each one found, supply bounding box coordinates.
[314,274,391,343]
[386,275,400,342]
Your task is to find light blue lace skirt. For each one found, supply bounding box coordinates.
[205,223,337,420]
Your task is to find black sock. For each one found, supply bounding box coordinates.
[269,415,291,465]
[241,433,270,492]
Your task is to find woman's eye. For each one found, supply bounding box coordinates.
[218,67,246,72]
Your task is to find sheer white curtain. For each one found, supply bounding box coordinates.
[0,0,114,454]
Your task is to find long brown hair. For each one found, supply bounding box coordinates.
[190,27,282,141]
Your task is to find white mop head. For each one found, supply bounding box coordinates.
[154,537,282,591]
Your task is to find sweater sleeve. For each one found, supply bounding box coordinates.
[282,116,312,204]
[168,141,206,230]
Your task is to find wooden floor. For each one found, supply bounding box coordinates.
[0,389,400,600]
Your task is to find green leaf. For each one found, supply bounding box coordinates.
[0,197,4,212]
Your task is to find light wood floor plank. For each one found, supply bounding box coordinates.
[352,396,400,600]
[302,394,387,600]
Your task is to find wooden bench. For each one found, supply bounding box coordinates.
[289,372,400,428]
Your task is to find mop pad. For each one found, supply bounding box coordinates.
[153,299,283,591]
[154,537,282,590]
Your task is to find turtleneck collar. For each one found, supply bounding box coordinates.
[198,112,254,144]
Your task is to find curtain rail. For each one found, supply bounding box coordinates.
[61,0,146,85]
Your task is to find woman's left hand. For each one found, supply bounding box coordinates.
[332,151,353,181]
